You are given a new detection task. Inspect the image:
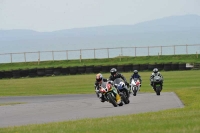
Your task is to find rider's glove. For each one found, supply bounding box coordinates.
[125,81,129,86]
[95,89,100,94]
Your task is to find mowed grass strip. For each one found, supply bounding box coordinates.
[0,70,200,133]
[0,70,199,96]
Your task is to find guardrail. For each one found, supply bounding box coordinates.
[0,44,200,63]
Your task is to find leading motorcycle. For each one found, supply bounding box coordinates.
[99,81,123,107]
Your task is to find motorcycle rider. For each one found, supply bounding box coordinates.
[108,68,130,93]
[130,70,142,87]
[95,73,121,103]
[94,73,107,102]
[150,68,163,88]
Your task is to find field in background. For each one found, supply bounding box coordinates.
[0,70,199,97]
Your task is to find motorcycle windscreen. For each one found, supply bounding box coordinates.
[100,81,107,88]
[113,78,123,84]
[154,76,162,82]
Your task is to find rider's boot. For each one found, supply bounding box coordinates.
[100,95,105,102]
[96,91,100,98]
[150,82,154,89]
[129,86,132,94]
[115,93,121,104]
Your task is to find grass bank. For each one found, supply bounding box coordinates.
[0,54,199,71]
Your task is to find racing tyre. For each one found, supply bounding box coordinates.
[107,93,118,107]
[156,86,161,95]
[133,87,137,96]
[120,92,129,104]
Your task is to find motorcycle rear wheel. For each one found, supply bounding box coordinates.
[120,92,129,104]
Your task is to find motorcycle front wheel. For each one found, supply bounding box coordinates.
[107,93,118,107]
[156,86,161,95]
[133,86,137,96]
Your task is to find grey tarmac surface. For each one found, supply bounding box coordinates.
[0,92,184,128]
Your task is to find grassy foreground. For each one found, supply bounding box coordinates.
[0,70,200,132]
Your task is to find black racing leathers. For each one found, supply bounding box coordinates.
[150,72,163,87]
[108,73,128,86]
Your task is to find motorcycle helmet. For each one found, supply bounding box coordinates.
[110,68,117,76]
[153,68,158,73]
[96,73,103,82]
[133,70,138,74]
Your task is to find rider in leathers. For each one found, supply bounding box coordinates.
[150,68,164,89]
[108,68,130,93]
[94,73,107,101]
[130,70,142,87]
[95,73,121,103]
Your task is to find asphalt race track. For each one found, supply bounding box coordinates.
[0,92,184,128]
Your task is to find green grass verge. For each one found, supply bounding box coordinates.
[0,54,199,71]
[0,70,200,132]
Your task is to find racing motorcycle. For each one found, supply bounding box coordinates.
[152,76,163,95]
[99,81,123,107]
[113,78,130,104]
[130,78,140,96]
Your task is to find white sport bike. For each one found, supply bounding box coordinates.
[130,78,141,96]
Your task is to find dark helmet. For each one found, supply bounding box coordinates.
[110,68,117,76]
[133,70,138,74]
[96,73,103,82]
[153,68,158,73]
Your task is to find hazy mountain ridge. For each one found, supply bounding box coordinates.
[0,14,200,53]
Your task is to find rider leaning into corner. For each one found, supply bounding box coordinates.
[94,73,107,101]
[150,68,164,89]
[94,73,121,103]
[108,68,131,93]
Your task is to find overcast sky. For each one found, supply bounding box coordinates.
[0,0,200,32]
